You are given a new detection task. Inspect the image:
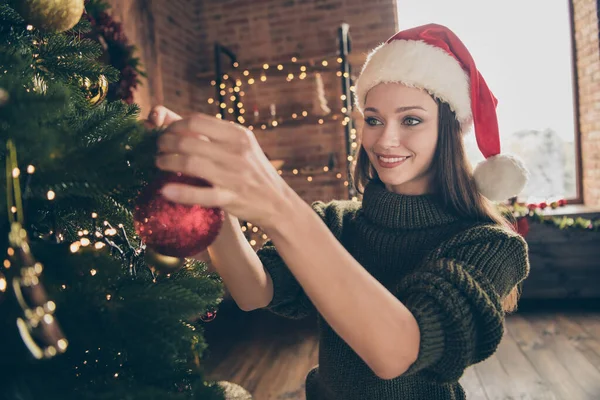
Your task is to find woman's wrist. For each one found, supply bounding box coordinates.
[261,189,311,241]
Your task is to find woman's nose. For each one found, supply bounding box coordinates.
[376,124,404,148]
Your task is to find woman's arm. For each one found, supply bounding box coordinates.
[257,190,421,380]
[193,212,274,312]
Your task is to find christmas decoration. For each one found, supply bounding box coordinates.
[144,246,184,275]
[9,221,69,359]
[133,172,224,259]
[0,87,8,105]
[4,139,68,360]
[82,0,146,104]
[312,72,331,116]
[79,74,108,106]
[209,24,357,199]
[15,0,85,32]
[499,198,600,236]
[199,308,217,322]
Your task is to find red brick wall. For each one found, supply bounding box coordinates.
[106,0,207,118]
[573,0,600,206]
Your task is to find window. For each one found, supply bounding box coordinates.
[397,0,579,202]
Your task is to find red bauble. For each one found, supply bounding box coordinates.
[199,309,217,322]
[515,218,530,238]
[133,172,224,258]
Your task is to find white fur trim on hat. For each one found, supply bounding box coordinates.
[355,40,472,123]
[473,154,529,201]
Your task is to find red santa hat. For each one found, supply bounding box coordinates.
[354,23,528,202]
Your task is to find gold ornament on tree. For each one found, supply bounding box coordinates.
[80,74,109,106]
[4,139,69,359]
[144,247,185,276]
[15,0,85,33]
[0,87,9,106]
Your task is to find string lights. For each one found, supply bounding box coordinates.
[209,54,360,193]
[4,140,68,360]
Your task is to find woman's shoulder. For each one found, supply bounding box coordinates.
[310,199,362,239]
[430,220,529,264]
[452,221,526,244]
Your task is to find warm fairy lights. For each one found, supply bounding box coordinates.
[210,51,359,245]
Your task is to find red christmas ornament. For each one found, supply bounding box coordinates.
[134,172,224,258]
[515,218,530,238]
[199,309,217,322]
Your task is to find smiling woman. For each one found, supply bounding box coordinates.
[148,23,531,400]
[360,84,439,195]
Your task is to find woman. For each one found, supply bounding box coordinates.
[150,23,530,400]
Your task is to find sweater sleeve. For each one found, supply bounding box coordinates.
[256,200,348,319]
[394,225,530,383]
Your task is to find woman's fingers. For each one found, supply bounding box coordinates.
[161,183,235,207]
[156,133,240,166]
[166,113,250,149]
[155,153,242,189]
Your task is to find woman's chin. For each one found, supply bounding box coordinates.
[377,170,409,186]
[379,177,410,189]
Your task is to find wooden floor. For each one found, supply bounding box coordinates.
[203,300,600,400]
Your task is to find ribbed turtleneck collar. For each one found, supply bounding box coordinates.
[361,180,460,229]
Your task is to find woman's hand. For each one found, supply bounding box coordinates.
[148,105,293,231]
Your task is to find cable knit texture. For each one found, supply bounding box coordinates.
[257,179,530,400]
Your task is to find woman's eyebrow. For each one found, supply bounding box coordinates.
[363,106,426,113]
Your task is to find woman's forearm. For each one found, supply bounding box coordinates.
[260,194,421,380]
[194,212,273,311]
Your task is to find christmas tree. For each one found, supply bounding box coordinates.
[0,1,233,398]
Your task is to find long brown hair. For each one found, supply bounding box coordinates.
[352,98,520,313]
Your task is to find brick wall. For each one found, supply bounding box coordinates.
[572,0,600,206]
[106,0,206,118]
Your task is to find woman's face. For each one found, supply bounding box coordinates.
[361,83,439,195]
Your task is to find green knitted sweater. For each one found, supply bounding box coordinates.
[256,179,530,400]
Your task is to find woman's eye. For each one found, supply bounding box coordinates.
[364,117,382,126]
[403,117,421,126]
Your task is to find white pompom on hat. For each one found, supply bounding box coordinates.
[354,23,529,201]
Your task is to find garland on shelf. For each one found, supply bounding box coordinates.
[212,55,359,200]
[499,198,600,237]
[82,0,146,104]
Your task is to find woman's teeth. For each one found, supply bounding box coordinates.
[378,156,408,162]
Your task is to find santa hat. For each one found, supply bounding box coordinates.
[354,23,528,202]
